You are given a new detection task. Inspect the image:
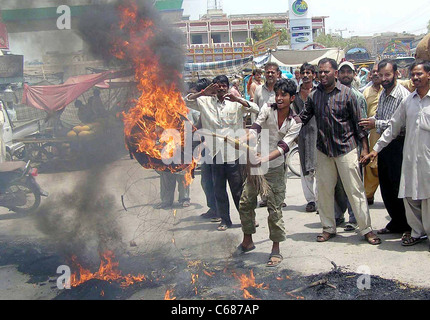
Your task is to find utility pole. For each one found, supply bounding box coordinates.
[335,28,347,38]
[208,0,223,10]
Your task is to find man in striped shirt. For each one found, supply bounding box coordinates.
[300,58,380,245]
[359,59,411,237]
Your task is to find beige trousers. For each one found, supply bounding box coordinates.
[403,198,430,239]
[316,149,372,236]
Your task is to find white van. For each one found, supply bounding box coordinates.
[1,99,41,160]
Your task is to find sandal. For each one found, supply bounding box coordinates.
[377,227,393,235]
[305,202,316,212]
[365,232,381,245]
[266,253,283,267]
[211,217,222,223]
[401,235,425,246]
[344,222,357,232]
[217,224,229,231]
[316,232,336,242]
[401,231,411,241]
[233,244,256,256]
[182,200,190,207]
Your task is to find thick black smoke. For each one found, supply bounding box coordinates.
[33,166,124,266]
[77,0,186,88]
[31,0,187,266]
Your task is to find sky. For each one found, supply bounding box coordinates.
[182,0,430,37]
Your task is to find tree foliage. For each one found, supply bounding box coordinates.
[314,33,366,50]
[253,19,290,45]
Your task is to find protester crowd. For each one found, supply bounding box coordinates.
[153,51,430,267]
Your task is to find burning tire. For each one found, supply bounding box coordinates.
[125,116,195,174]
[287,146,301,177]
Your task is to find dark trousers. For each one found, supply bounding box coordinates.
[211,154,244,226]
[334,177,356,224]
[200,163,217,212]
[378,137,410,232]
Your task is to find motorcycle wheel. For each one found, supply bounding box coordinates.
[4,181,41,214]
[26,144,54,163]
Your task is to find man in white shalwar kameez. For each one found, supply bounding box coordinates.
[363,61,430,248]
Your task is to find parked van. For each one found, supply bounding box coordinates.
[0,99,42,160]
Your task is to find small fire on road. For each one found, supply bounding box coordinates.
[164,289,176,300]
[234,270,269,300]
[70,250,146,288]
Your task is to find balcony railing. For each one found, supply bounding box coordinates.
[210,25,229,31]
[231,24,248,31]
[189,25,209,32]
[189,42,248,49]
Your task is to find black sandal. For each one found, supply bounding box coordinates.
[402,235,425,246]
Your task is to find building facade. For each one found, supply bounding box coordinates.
[174,9,327,63]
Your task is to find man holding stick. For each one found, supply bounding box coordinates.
[235,79,302,267]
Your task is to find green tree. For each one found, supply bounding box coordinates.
[279,29,291,45]
[253,19,290,45]
[314,33,365,50]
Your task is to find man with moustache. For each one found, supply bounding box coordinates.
[362,64,383,205]
[334,61,368,231]
[185,75,259,231]
[300,58,380,245]
[254,62,280,116]
[359,59,411,237]
[292,68,301,87]
[362,60,430,247]
[292,62,318,213]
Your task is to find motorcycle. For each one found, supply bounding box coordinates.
[0,160,47,213]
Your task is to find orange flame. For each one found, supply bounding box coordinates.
[234,270,268,300]
[70,250,146,288]
[286,292,305,300]
[113,0,196,185]
[164,289,176,300]
[191,273,199,285]
[203,270,215,277]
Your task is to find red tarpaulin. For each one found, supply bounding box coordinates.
[0,22,9,49]
[22,70,132,113]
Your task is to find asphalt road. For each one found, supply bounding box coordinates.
[0,151,429,299]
